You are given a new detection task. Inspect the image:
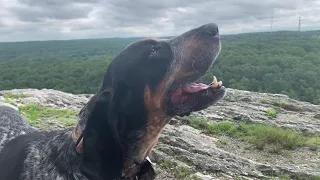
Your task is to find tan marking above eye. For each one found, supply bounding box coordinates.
[143,38,159,41]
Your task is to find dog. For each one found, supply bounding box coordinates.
[0,23,226,180]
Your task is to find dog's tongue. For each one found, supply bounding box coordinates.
[181,83,209,93]
[170,76,223,105]
[170,83,209,104]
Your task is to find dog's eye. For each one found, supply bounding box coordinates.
[150,46,160,56]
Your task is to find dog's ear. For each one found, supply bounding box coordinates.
[80,88,124,179]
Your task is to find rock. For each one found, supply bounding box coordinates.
[1,88,319,179]
[194,172,217,180]
[152,125,267,178]
[0,88,91,111]
[152,124,319,179]
[194,88,320,134]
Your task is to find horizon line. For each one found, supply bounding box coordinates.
[1,29,319,44]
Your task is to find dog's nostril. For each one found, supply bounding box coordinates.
[202,23,219,36]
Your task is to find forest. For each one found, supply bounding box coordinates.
[0,30,320,104]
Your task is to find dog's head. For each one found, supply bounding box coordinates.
[76,23,226,179]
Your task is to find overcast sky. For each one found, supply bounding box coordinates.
[1,0,319,42]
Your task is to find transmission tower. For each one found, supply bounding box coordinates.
[298,17,301,31]
[271,9,274,32]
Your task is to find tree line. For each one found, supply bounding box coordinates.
[1,31,319,104]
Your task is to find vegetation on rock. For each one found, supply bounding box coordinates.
[183,116,320,153]
[18,104,77,128]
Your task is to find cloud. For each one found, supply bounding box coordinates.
[8,0,99,22]
[0,0,320,42]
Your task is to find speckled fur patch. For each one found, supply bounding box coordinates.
[0,105,33,151]
[0,105,88,180]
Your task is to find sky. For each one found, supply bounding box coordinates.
[1,0,320,42]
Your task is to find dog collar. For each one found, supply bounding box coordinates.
[71,126,84,154]
[119,157,156,180]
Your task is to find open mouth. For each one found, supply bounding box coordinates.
[162,23,225,116]
[167,76,226,116]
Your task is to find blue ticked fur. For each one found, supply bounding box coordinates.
[0,105,34,150]
[0,105,89,180]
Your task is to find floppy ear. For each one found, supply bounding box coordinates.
[80,88,124,179]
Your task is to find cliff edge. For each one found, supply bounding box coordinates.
[1,88,319,180]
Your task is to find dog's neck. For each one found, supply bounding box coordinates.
[71,120,154,179]
[26,129,154,180]
[71,90,163,179]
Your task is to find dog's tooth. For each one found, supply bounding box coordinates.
[211,76,218,88]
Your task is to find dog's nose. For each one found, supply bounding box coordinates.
[201,23,219,36]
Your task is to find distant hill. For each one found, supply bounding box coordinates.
[0,30,320,104]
